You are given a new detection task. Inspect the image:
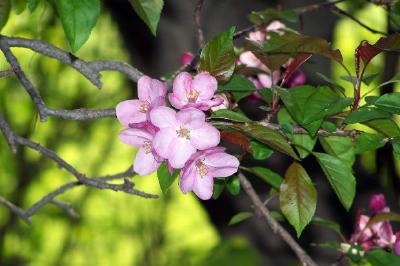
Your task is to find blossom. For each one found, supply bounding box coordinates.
[168,72,223,111]
[150,106,220,168]
[210,93,230,112]
[116,76,167,127]
[180,52,194,66]
[369,193,388,214]
[179,147,240,200]
[394,232,400,255]
[119,127,162,176]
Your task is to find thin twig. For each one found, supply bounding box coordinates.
[49,199,80,219]
[0,68,13,78]
[0,196,31,224]
[194,0,206,48]
[238,173,318,266]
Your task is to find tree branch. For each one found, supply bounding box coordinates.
[238,172,318,266]
[194,0,206,48]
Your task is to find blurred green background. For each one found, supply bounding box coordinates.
[0,1,398,266]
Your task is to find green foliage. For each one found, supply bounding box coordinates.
[228,212,253,225]
[355,133,386,154]
[319,136,355,166]
[217,74,255,101]
[210,109,251,123]
[314,152,355,210]
[200,26,236,82]
[55,0,100,52]
[345,107,391,124]
[227,175,240,196]
[375,92,400,114]
[280,162,317,237]
[157,162,179,194]
[11,0,25,14]
[0,0,11,31]
[27,0,40,12]
[392,138,400,160]
[364,119,400,137]
[128,0,164,36]
[243,166,282,190]
[311,217,343,237]
[366,249,400,266]
[212,179,225,199]
[250,141,273,160]
[248,8,298,25]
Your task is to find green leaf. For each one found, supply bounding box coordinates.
[314,152,356,210]
[217,74,256,92]
[129,0,163,36]
[280,162,317,237]
[212,179,226,199]
[321,121,337,132]
[157,162,178,194]
[316,72,346,95]
[227,175,240,196]
[200,26,236,82]
[345,107,391,124]
[27,0,40,12]
[55,0,100,52]
[250,141,273,160]
[0,0,11,31]
[231,91,253,102]
[364,119,400,137]
[244,166,283,189]
[228,212,253,225]
[393,138,400,160]
[210,109,251,123]
[236,123,299,159]
[292,134,317,159]
[340,73,380,86]
[258,88,273,103]
[312,217,343,237]
[366,96,379,105]
[375,92,400,114]
[366,249,400,266]
[355,133,386,154]
[319,136,355,167]
[248,8,298,25]
[11,0,25,14]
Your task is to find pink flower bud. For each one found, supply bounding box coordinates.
[180,52,194,66]
[394,232,400,255]
[369,194,387,213]
[211,94,230,111]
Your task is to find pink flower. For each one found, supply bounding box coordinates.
[168,72,223,111]
[179,147,240,200]
[369,194,388,214]
[210,93,230,112]
[119,128,162,176]
[180,52,194,66]
[394,232,400,255]
[150,106,220,168]
[116,76,167,127]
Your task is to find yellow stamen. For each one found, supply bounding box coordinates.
[176,127,191,140]
[187,89,199,102]
[143,141,152,154]
[138,101,150,113]
[196,159,208,177]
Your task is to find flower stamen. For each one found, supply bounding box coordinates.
[143,141,152,154]
[187,89,199,103]
[196,159,208,177]
[176,127,191,140]
[138,101,150,113]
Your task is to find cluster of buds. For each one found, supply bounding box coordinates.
[349,194,400,254]
[116,73,239,200]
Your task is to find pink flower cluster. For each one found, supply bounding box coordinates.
[116,73,239,200]
[350,194,400,254]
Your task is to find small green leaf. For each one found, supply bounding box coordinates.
[314,152,355,210]
[11,0,25,14]
[227,175,240,196]
[319,136,355,167]
[210,109,251,123]
[55,0,100,52]
[312,217,343,237]
[393,138,400,160]
[228,212,253,225]
[244,167,283,189]
[200,26,236,82]
[27,0,40,12]
[355,133,386,154]
[317,72,346,95]
[0,0,11,31]
[212,179,226,199]
[280,162,317,237]
[250,141,273,160]
[292,134,317,159]
[366,249,400,266]
[157,162,178,194]
[217,74,256,92]
[345,107,391,124]
[364,119,400,137]
[236,123,299,159]
[129,0,163,36]
[375,92,400,114]
[321,121,337,132]
[258,88,273,103]
[365,96,379,105]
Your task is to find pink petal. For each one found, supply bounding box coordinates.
[394,232,400,255]
[176,108,205,129]
[116,100,147,126]
[239,51,261,68]
[192,72,217,100]
[192,175,214,200]
[196,98,224,111]
[119,128,152,147]
[191,123,220,150]
[179,166,196,193]
[168,93,187,110]
[150,106,178,128]
[180,52,194,66]
[152,128,176,158]
[173,72,192,100]
[258,73,273,88]
[134,148,162,176]
[138,76,167,103]
[369,194,387,214]
[150,96,166,109]
[168,138,196,169]
[204,152,239,177]
[150,78,167,100]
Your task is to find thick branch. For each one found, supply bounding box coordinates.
[194,0,206,48]
[238,173,318,266]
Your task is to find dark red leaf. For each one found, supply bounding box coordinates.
[281,53,312,85]
[220,131,252,152]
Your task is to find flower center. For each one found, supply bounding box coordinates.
[176,127,191,140]
[143,141,152,154]
[138,101,150,113]
[187,89,199,103]
[195,159,208,177]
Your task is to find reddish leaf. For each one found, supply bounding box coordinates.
[281,53,312,85]
[221,131,252,152]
